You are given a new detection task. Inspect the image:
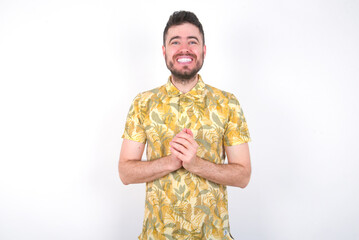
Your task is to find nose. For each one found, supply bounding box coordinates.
[178,44,191,54]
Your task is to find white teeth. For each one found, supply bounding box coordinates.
[177,58,192,63]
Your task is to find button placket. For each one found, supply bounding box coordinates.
[178,95,184,130]
[181,95,194,130]
[168,96,180,135]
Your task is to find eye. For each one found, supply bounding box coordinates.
[171,41,180,45]
[189,40,198,45]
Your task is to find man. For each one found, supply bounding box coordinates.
[119,11,251,240]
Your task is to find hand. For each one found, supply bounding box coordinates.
[169,128,199,171]
[167,153,183,171]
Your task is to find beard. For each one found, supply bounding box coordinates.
[165,53,204,84]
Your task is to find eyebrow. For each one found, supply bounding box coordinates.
[168,36,200,43]
[188,36,200,42]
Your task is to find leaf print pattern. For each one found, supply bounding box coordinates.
[122,75,250,240]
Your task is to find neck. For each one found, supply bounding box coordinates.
[171,74,198,93]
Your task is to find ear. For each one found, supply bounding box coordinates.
[162,45,166,57]
[203,45,207,58]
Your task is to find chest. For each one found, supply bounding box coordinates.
[142,95,229,146]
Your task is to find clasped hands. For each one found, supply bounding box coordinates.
[169,128,199,171]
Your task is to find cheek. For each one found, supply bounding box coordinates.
[165,52,173,62]
[165,50,174,58]
[190,47,202,56]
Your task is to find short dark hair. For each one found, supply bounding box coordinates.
[163,11,205,45]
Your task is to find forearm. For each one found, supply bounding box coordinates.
[118,155,179,185]
[189,157,251,188]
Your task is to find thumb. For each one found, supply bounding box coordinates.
[184,128,193,137]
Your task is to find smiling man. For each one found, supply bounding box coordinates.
[119,11,251,240]
[163,22,205,83]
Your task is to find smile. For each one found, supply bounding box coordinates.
[177,57,193,63]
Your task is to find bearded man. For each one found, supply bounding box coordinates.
[119,10,251,240]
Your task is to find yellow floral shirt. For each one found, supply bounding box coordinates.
[122,75,250,240]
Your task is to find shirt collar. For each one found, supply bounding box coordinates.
[165,74,206,99]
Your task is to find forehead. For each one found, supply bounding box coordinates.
[165,23,203,42]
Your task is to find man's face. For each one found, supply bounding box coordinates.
[162,23,206,82]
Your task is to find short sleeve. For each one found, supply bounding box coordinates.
[122,93,146,143]
[224,94,251,146]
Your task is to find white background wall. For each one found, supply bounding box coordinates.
[1,0,358,239]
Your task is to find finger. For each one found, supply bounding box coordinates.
[181,128,193,137]
[170,146,185,159]
[176,131,193,141]
[184,128,193,137]
[172,136,193,150]
[174,133,197,147]
[170,141,189,155]
[169,141,183,154]
[171,141,197,161]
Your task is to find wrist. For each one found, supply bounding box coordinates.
[166,154,181,171]
[184,156,201,173]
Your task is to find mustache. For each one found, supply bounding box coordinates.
[173,53,196,59]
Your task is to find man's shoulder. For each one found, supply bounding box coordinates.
[204,83,236,102]
[133,84,167,102]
